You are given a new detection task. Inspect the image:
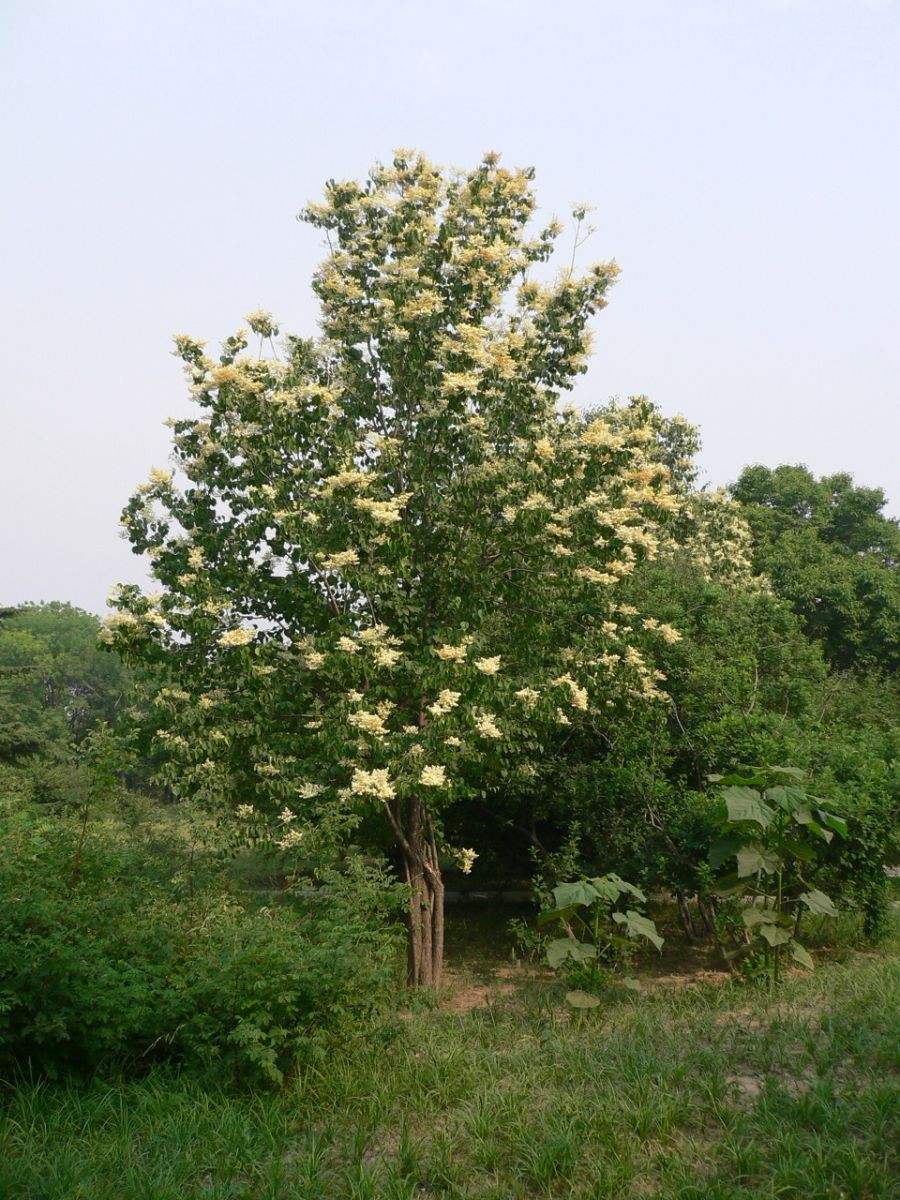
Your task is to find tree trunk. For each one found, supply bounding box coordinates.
[397,795,445,988]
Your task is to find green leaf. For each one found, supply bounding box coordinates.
[710,833,744,870]
[816,810,848,837]
[546,938,575,968]
[620,977,642,992]
[612,910,664,950]
[789,941,814,969]
[537,903,579,928]
[565,990,603,1009]
[723,786,774,828]
[799,889,837,916]
[742,906,779,928]
[806,819,834,844]
[552,880,598,909]
[759,924,791,947]
[766,766,806,780]
[569,941,599,963]
[737,845,781,877]
[596,873,647,903]
[791,807,814,826]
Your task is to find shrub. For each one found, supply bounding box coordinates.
[0,800,403,1086]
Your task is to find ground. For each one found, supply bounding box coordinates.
[1,907,897,1200]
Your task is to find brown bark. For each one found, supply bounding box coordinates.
[394,795,445,988]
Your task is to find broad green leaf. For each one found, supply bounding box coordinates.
[552,880,598,909]
[799,889,837,916]
[710,833,744,870]
[723,786,774,828]
[546,938,575,968]
[620,977,642,992]
[599,873,647,903]
[789,941,814,969]
[742,906,779,928]
[537,903,579,928]
[778,836,815,862]
[766,766,806,780]
[765,786,811,817]
[806,819,833,844]
[612,910,664,950]
[791,807,814,826]
[565,990,603,1009]
[589,876,625,903]
[737,845,781,877]
[816,810,848,837]
[759,924,791,947]
[569,941,599,962]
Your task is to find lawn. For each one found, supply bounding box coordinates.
[1,910,897,1200]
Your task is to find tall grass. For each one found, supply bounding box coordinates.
[1,939,897,1199]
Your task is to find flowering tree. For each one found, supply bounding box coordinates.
[106,151,692,987]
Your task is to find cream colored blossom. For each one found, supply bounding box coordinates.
[445,736,462,747]
[321,549,358,571]
[373,646,401,668]
[236,803,255,819]
[434,641,469,662]
[350,767,396,801]
[305,651,326,669]
[428,689,461,717]
[321,469,371,493]
[577,567,618,586]
[554,673,588,710]
[278,807,296,824]
[337,636,359,654]
[456,847,478,874]
[419,764,448,787]
[353,494,410,525]
[277,827,305,850]
[474,711,502,739]
[218,626,255,648]
[348,709,388,737]
[474,655,501,675]
[515,687,539,707]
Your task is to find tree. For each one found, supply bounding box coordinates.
[106,151,697,987]
[732,465,899,671]
[0,603,132,764]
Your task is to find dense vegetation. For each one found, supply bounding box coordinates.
[1,153,896,1197]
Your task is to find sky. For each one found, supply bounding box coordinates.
[2,0,898,616]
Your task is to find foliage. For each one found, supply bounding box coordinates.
[2,942,897,1199]
[537,874,663,1004]
[0,602,132,754]
[732,464,900,672]
[104,151,713,985]
[710,766,844,984]
[0,797,403,1086]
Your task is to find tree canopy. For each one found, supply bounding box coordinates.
[732,465,899,672]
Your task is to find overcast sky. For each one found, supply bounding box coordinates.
[2,0,898,616]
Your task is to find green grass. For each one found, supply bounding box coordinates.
[1,931,897,1199]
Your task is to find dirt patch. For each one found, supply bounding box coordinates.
[443,982,516,1013]
[649,968,730,990]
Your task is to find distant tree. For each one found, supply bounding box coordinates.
[0,602,132,758]
[732,465,899,672]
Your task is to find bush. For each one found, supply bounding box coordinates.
[0,800,403,1086]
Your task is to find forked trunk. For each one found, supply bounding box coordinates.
[397,795,445,988]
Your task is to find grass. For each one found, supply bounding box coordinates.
[1,914,897,1200]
